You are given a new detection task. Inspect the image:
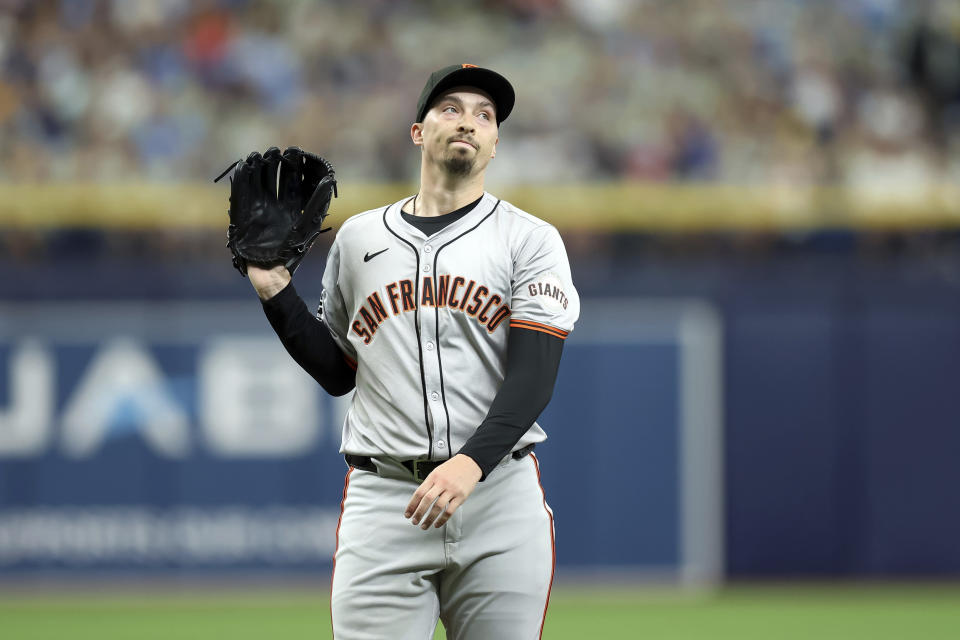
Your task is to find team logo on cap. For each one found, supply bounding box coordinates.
[461,63,478,68]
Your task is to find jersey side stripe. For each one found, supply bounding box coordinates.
[509,319,569,339]
[382,202,434,458]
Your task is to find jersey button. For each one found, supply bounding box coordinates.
[425,341,434,351]
[423,245,432,253]
[422,264,430,273]
[430,391,440,401]
[436,440,446,449]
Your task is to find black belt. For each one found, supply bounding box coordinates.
[345,443,535,482]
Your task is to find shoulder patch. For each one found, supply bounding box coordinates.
[528,272,570,312]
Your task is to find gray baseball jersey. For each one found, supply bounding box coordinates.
[319,192,580,461]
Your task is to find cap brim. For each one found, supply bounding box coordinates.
[417,67,515,125]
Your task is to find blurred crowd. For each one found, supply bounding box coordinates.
[2,0,960,187]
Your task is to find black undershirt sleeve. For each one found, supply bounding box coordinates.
[260,281,357,396]
[457,327,564,480]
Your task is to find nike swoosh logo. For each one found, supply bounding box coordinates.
[364,248,389,262]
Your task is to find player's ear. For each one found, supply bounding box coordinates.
[411,123,424,147]
[490,136,498,159]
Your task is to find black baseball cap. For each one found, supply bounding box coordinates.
[416,64,515,125]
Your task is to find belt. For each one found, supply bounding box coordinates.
[345,443,535,482]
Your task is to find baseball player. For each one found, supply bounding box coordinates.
[243,65,579,639]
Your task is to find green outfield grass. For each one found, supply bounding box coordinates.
[1,583,958,639]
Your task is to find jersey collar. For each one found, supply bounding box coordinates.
[385,192,499,244]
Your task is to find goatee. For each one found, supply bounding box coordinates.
[443,155,473,177]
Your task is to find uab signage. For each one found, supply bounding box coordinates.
[0,337,342,459]
[0,302,350,571]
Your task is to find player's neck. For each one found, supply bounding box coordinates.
[413,168,485,217]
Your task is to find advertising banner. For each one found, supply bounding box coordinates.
[0,300,721,582]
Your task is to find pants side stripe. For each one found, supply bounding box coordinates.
[530,453,555,640]
[330,467,354,640]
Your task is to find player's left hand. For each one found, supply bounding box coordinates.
[404,454,482,530]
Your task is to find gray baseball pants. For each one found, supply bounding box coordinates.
[330,453,555,639]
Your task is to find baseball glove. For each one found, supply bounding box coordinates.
[214,146,338,276]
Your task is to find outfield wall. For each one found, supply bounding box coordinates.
[0,297,721,584]
[2,245,960,578]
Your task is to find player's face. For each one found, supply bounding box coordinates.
[414,88,499,178]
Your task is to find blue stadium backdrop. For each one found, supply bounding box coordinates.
[0,299,722,584]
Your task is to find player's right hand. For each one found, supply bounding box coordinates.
[248,264,291,301]
[404,454,483,530]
